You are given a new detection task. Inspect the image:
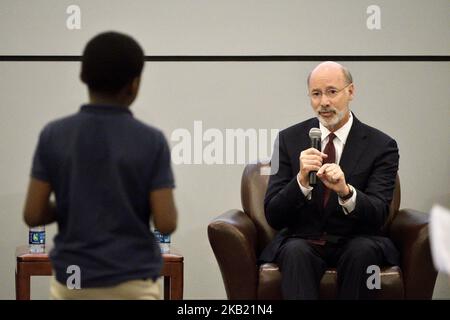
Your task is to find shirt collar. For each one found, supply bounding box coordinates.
[319,112,353,145]
[80,104,133,115]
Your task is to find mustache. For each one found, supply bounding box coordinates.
[318,107,337,113]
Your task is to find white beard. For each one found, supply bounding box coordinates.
[317,107,347,131]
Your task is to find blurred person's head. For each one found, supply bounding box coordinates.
[80,31,144,107]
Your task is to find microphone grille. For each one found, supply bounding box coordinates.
[309,128,322,139]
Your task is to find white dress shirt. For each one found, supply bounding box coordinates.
[297,112,357,214]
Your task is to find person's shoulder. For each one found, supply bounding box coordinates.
[353,119,398,149]
[355,117,397,145]
[39,113,80,135]
[128,117,167,141]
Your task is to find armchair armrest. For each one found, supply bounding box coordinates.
[389,209,438,299]
[208,209,258,299]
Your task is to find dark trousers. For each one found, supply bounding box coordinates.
[276,237,384,300]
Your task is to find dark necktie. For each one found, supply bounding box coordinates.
[322,133,336,207]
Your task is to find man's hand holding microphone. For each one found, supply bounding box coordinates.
[297,128,351,199]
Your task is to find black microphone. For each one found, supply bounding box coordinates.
[308,128,322,186]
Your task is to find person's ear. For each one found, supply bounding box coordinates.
[130,77,140,96]
[348,83,355,101]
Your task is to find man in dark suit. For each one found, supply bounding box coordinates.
[259,61,399,299]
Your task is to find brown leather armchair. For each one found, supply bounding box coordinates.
[208,163,437,299]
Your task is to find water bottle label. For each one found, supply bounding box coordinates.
[161,234,171,244]
[154,229,161,241]
[154,230,170,243]
[29,231,45,245]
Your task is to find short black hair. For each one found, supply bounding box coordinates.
[80,31,144,94]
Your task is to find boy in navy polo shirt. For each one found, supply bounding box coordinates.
[23,31,177,299]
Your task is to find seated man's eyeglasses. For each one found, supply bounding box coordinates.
[308,83,352,100]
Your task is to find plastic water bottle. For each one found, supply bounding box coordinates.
[29,226,45,253]
[160,233,171,254]
[154,229,171,254]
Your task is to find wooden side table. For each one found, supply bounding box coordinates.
[15,245,183,300]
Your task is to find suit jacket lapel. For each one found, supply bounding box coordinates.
[339,115,368,179]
